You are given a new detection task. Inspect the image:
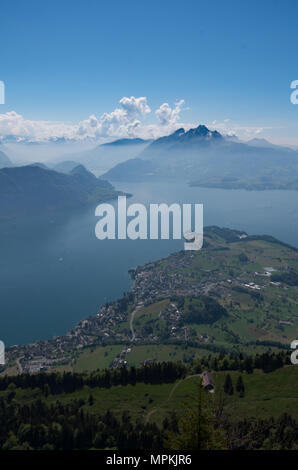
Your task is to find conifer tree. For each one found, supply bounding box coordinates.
[236,375,245,397]
[164,382,227,450]
[223,374,234,395]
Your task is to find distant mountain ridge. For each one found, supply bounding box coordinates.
[101,138,151,147]
[52,139,151,176]
[52,160,80,174]
[103,125,298,190]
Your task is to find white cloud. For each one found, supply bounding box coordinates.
[119,96,151,117]
[155,99,184,126]
[0,97,274,144]
[98,96,151,138]
[0,111,81,142]
[207,119,274,139]
[0,96,185,143]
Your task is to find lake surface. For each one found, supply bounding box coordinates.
[1,181,298,345]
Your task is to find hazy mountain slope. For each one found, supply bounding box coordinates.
[0,150,13,169]
[103,125,298,189]
[101,137,151,147]
[103,158,155,181]
[28,162,49,169]
[0,165,122,218]
[52,160,80,174]
[52,139,151,176]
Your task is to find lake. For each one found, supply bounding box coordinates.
[1,181,298,345]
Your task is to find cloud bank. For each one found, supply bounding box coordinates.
[0,96,267,143]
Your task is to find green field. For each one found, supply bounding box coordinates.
[3,365,298,427]
[213,366,298,421]
[125,344,210,367]
[71,344,212,373]
[73,345,123,372]
[1,375,201,426]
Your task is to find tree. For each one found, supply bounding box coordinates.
[223,374,234,395]
[88,394,94,406]
[244,357,254,374]
[7,382,16,403]
[164,382,227,450]
[238,253,248,263]
[236,375,245,397]
[42,384,50,397]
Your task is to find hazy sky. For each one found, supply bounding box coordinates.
[1,0,298,144]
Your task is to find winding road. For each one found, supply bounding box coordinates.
[145,374,202,424]
[16,357,24,374]
[129,305,142,342]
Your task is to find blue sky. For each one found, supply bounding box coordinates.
[1,0,298,144]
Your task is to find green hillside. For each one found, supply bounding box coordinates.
[1,359,298,449]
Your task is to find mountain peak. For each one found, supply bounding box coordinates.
[173,128,185,136]
[189,125,210,136]
[152,124,222,148]
[185,125,222,140]
[70,164,90,175]
[70,164,98,182]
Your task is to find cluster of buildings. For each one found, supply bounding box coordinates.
[131,253,205,305]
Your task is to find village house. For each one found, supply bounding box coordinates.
[202,371,214,391]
